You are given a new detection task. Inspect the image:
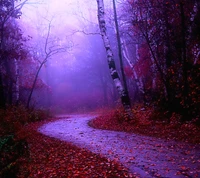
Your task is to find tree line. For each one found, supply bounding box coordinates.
[0,0,199,121]
[97,0,200,121]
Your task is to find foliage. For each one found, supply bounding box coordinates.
[0,105,49,137]
[0,0,29,107]
[121,0,200,121]
[0,0,48,108]
[0,105,49,177]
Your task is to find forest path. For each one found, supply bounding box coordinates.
[38,114,200,178]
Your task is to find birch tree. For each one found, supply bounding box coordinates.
[121,39,145,97]
[121,0,200,120]
[96,0,133,119]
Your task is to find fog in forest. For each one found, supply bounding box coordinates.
[1,1,200,177]
[18,0,123,113]
[1,0,199,118]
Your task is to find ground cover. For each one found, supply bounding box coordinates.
[90,107,200,144]
[16,119,134,178]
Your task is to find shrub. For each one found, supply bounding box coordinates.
[0,105,49,137]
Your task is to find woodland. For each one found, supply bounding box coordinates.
[0,0,200,177]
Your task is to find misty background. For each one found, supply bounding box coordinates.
[1,0,199,119]
[18,0,132,113]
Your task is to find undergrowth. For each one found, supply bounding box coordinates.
[89,105,200,144]
[0,105,49,177]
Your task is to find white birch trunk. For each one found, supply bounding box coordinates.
[121,40,145,95]
[96,0,133,119]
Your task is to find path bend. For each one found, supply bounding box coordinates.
[38,114,200,178]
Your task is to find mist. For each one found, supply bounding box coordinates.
[17,0,119,113]
[1,0,199,118]
[1,1,200,177]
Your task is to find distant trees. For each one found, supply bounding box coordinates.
[0,0,28,107]
[119,0,200,120]
[1,0,199,120]
[0,0,69,109]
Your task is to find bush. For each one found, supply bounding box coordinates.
[0,105,49,177]
[0,105,49,136]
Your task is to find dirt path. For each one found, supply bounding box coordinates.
[38,114,200,178]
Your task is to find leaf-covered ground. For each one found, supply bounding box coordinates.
[38,114,200,178]
[17,119,135,178]
[3,106,199,177]
[90,108,200,144]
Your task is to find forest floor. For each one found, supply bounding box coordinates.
[36,114,200,178]
[17,117,133,177]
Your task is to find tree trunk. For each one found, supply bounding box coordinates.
[180,2,190,120]
[0,72,6,108]
[180,2,189,106]
[122,40,145,95]
[26,61,45,109]
[96,0,133,119]
[14,58,19,105]
[112,0,130,102]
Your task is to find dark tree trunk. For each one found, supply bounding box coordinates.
[0,73,6,108]
[26,61,45,109]
[112,0,131,105]
[180,2,190,120]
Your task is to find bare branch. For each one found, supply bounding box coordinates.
[44,20,52,55]
[71,29,100,36]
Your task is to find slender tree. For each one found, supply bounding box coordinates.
[96,0,133,119]
[26,20,68,109]
[112,0,130,101]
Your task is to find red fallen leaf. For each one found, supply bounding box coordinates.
[155,144,162,147]
[108,150,113,154]
[130,156,135,160]
[184,151,191,155]
[180,166,189,171]
[175,171,181,175]
[150,163,155,166]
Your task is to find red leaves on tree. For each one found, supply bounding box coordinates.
[124,66,133,78]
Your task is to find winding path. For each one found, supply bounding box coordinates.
[38,114,200,178]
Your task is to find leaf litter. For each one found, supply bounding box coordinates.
[38,114,200,178]
[17,118,136,178]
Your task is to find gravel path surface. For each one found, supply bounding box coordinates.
[38,114,200,178]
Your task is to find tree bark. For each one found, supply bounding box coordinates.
[14,58,19,105]
[121,40,145,95]
[96,0,133,119]
[112,0,130,101]
[180,2,189,108]
[26,60,46,109]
